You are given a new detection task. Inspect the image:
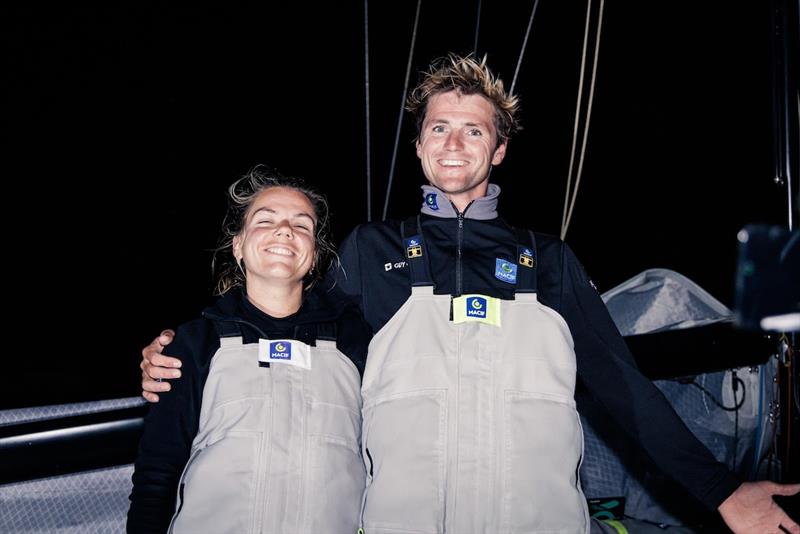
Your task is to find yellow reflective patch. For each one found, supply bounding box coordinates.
[407,245,422,258]
[601,519,629,534]
[452,294,501,326]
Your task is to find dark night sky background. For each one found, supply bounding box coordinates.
[4,2,797,407]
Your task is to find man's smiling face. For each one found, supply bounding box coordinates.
[416,91,507,209]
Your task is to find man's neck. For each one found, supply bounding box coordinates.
[444,182,489,213]
[446,194,474,214]
[420,183,501,221]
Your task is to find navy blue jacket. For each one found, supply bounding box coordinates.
[331,184,741,511]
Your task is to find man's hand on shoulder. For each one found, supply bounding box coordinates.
[140,330,181,403]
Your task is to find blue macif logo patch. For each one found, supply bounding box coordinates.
[495,258,518,284]
[467,296,487,318]
[270,341,291,360]
[425,192,439,211]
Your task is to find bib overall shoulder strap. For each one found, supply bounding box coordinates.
[514,228,538,294]
[314,321,338,343]
[211,319,326,347]
[401,215,434,287]
[212,320,244,346]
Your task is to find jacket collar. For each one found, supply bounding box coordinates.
[204,285,351,326]
[419,183,500,220]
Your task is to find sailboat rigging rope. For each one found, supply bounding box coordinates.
[560,0,605,240]
[510,0,542,96]
[364,0,373,221]
[382,0,423,221]
[473,0,482,55]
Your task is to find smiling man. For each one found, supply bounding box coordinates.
[415,91,507,205]
[141,54,799,533]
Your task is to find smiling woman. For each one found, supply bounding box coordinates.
[213,167,337,297]
[232,186,321,315]
[127,166,371,533]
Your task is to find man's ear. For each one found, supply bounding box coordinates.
[491,141,508,165]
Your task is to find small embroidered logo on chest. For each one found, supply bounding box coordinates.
[519,247,535,268]
[405,237,423,258]
[270,341,292,360]
[384,260,408,271]
[495,258,518,284]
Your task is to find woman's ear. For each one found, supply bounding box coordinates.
[232,234,243,264]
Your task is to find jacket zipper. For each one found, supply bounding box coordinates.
[454,200,474,297]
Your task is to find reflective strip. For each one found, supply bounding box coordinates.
[601,519,629,534]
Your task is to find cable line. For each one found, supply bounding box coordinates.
[364,0,373,221]
[510,0,541,96]
[382,0,423,221]
[561,0,605,240]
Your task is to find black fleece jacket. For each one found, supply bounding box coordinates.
[331,185,741,512]
[127,287,371,533]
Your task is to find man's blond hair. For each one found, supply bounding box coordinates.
[407,53,521,145]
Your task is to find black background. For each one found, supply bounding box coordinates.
[4,2,797,407]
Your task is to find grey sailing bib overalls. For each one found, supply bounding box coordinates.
[360,217,589,533]
[169,320,364,534]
